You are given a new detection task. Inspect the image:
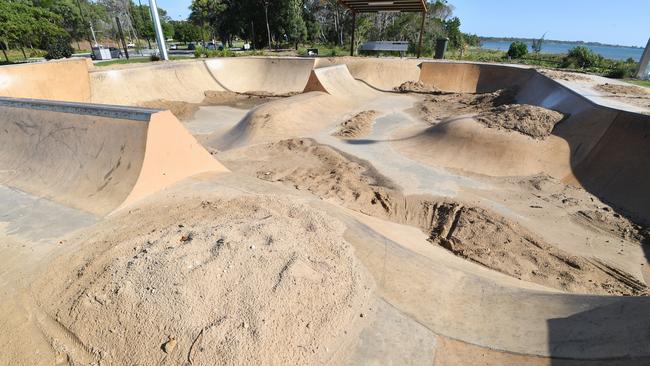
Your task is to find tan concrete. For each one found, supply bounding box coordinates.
[419,61,535,93]
[316,57,422,90]
[204,57,316,94]
[90,60,223,105]
[0,98,227,215]
[304,64,378,100]
[0,58,91,102]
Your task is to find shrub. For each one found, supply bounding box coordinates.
[561,46,603,68]
[606,61,637,78]
[193,46,204,58]
[507,41,528,59]
[150,54,160,61]
[44,34,74,60]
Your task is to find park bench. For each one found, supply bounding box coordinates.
[359,41,409,56]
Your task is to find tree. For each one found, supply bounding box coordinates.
[171,21,201,44]
[507,41,528,59]
[532,33,545,54]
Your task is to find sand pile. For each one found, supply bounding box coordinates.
[475,104,565,139]
[139,91,279,121]
[394,81,440,94]
[539,69,590,82]
[596,83,649,96]
[418,89,516,123]
[35,195,373,365]
[332,110,380,139]
[427,202,647,295]
[220,139,647,295]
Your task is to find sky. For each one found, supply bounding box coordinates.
[449,0,649,47]
[156,0,649,48]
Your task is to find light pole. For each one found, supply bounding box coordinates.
[149,0,168,60]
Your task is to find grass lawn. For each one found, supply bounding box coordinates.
[94,56,187,67]
[625,79,650,88]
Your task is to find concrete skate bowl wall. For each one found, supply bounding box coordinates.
[0,58,91,102]
[419,61,536,93]
[405,62,650,225]
[0,97,227,215]
[315,57,422,91]
[204,57,316,95]
[89,60,222,105]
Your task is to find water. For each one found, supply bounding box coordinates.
[480,40,644,61]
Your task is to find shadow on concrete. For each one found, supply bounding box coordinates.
[547,296,650,365]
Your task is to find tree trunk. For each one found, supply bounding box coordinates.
[264,3,272,49]
[1,47,8,62]
[21,46,27,60]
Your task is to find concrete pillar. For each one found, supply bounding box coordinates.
[637,38,650,80]
[149,0,168,60]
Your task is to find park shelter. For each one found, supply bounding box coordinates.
[338,0,428,57]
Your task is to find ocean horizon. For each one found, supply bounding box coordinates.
[479,40,645,61]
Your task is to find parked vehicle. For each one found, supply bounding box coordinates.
[206,42,224,51]
[109,47,122,59]
[169,44,177,50]
[187,43,196,50]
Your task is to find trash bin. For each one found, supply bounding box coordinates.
[434,38,449,59]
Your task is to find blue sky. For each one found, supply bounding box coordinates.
[157,0,649,47]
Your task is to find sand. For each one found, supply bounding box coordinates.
[220,138,647,295]
[596,83,649,96]
[475,104,565,139]
[139,91,280,121]
[594,83,650,112]
[332,110,380,139]
[539,69,591,82]
[416,89,516,123]
[34,195,373,365]
[394,81,441,94]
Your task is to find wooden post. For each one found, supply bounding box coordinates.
[417,11,426,58]
[350,11,356,56]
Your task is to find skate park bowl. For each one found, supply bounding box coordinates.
[1,56,650,365]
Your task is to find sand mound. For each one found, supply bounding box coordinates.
[220,139,647,295]
[394,81,440,94]
[418,89,516,123]
[35,195,373,365]
[571,209,647,242]
[596,83,649,96]
[139,100,200,120]
[427,202,647,295]
[139,91,279,121]
[332,110,380,139]
[539,69,590,82]
[475,104,565,139]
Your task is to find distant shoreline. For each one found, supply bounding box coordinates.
[479,37,643,49]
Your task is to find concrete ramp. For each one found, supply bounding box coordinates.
[0,97,227,215]
[0,58,91,102]
[304,64,378,99]
[205,57,316,95]
[315,57,422,91]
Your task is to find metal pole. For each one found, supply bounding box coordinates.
[148,0,168,60]
[350,11,356,56]
[417,11,426,58]
[115,17,130,59]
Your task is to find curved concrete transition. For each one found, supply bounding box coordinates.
[0,97,227,215]
[1,57,650,365]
